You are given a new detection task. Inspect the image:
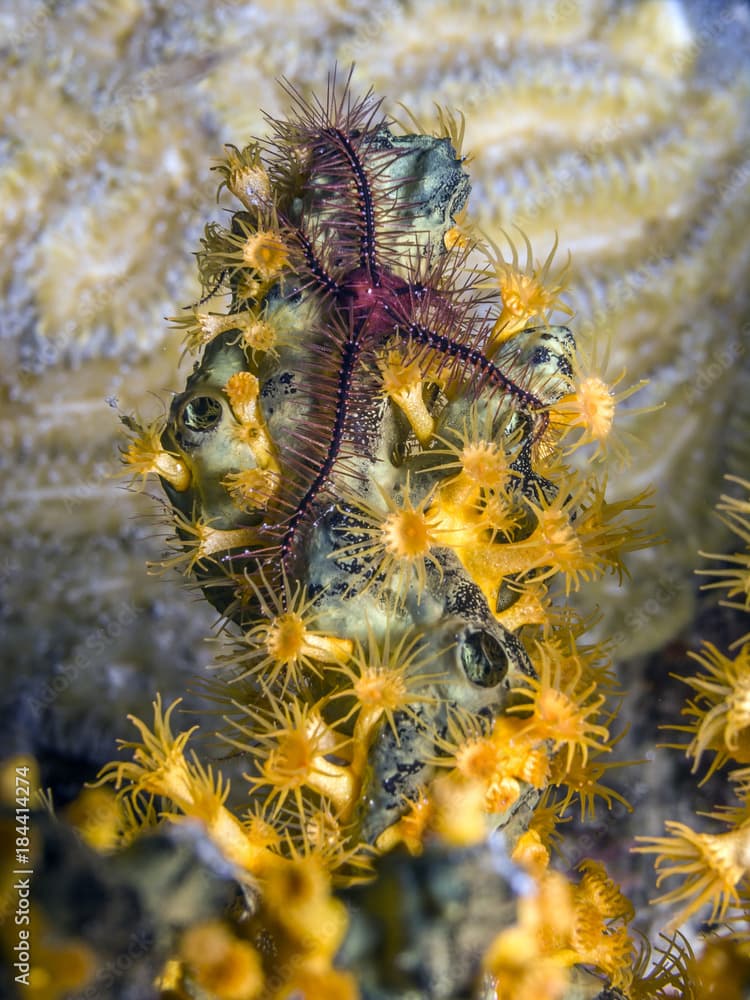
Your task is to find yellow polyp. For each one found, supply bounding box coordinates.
[234,272,263,302]
[224,371,279,472]
[675,642,750,772]
[232,166,272,211]
[536,507,586,579]
[460,440,509,490]
[570,376,615,443]
[259,854,350,960]
[191,311,237,346]
[241,229,290,281]
[635,820,750,927]
[155,513,260,575]
[378,348,435,443]
[332,477,453,605]
[198,214,290,295]
[300,631,353,666]
[496,586,551,631]
[179,922,264,1000]
[577,859,635,923]
[452,732,503,784]
[494,272,549,337]
[156,959,183,993]
[485,775,522,814]
[265,612,306,662]
[63,786,122,852]
[305,755,359,818]
[121,420,192,492]
[443,206,474,250]
[196,524,259,560]
[375,792,433,855]
[444,225,466,251]
[152,450,192,491]
[235,315,277,357]
[265,614,352,669]
[204,806,269,877]
[511,828,550,876]
[481,229,572,354]
[384,505,434,560]
[242,703,357,824]
[325,625,441,758]
[430,774,488,846]
[214,142,272,211]
[393,382,435,443]
[223,467,280,511]
[172,308,276,356]
[463,479,652,598]
[244,808,283,853]
[134,740,196,803]
[224,371,260,424]
[96,698,280,879]
[508,648,610,774]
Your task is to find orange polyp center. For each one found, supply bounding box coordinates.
[242,231,289,279]
[500,271,550,319]
[461,441,507,487]
[537,509,584,570]
[354,669,407,711]
[535,688,582,739]
[270,730,315,781]
[455,738,501,782]
[266,613,307,663]
[577,376,615,441]
[485,776,521,813]
[384,508,433,559]
[242,318,276,353]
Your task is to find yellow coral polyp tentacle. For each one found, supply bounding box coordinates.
[222,467,281,511]
[635,819,750,927]
[95,698,272,879]
[481,228,573,352]
[121,418,192,492]
[157,511,259,575]
[377,348,435,443]
[171,307,277,357]
[213,141,272,210]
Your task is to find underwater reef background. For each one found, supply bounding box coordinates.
[1,0,750,970]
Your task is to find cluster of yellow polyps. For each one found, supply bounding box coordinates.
[104,110,659,1000]
[637,479,750,933]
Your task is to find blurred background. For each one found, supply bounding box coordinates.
[1,0,749,815]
